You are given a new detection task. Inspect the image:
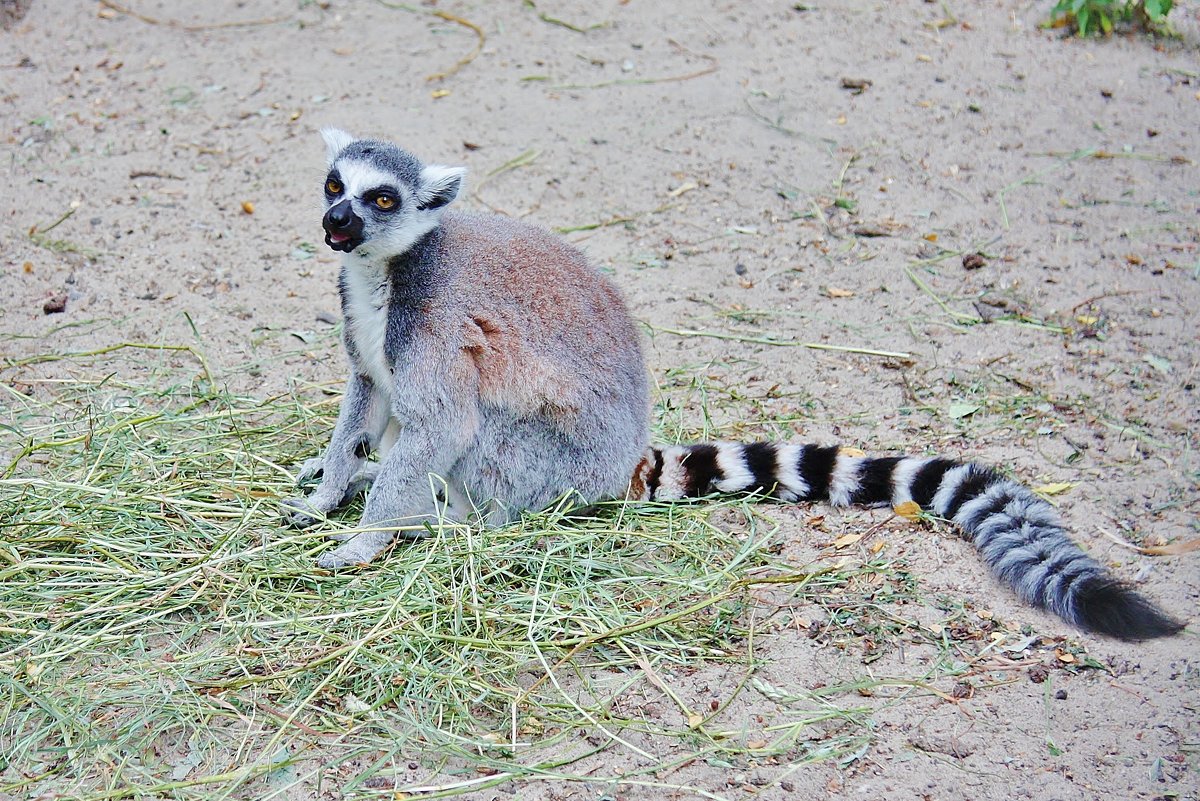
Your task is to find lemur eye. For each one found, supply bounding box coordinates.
[325,179,342,195]
[374,195,397,210]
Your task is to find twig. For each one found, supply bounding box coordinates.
[470,149,540,208]
[554,62,717,90]
[743,97,838,151]
[555,42,718,90]
[523,0,610,33]
[98,0,291,31]
[427,10,486,81]
[1032,149,1191,164]
[902,265,981,324]
[649,324,915,361]
[997,148,1095,230]
[375,1,486,81]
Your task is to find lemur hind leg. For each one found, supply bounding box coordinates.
[316,378,474,568]
[315,472,461,568]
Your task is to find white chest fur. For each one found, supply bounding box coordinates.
[342,265,393,392]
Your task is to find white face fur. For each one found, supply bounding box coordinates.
[319,127,465,266]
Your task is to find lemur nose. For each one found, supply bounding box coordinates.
[326,201,354,230]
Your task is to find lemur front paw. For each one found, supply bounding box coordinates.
[295,457,326,488]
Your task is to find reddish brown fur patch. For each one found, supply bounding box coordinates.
[461,314,581,424]
[626,452,653,500]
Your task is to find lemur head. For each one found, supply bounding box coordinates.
[319,128,465,259]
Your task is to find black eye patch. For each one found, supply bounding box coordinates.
[364,186,401,211]
[363,186,400,202]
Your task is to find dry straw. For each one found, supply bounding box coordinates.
[3,340,900,799]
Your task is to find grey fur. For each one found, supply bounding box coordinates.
[284,131,1182,640]
[285,130,648,568]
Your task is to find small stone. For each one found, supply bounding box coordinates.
[962,252,987,270]
[42,293,68,314]
[840,77,872,94]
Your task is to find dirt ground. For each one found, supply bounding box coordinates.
[2,1,1199,799]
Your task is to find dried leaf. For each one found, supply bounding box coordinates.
[1143,354,1172,375]
[825,286,855,298]
[840,446,867,457]
[893,500,922,521]
[687,712,704,729]
[1138,538,1200,556]
[431,88,451,99]
[833,533,864,549]
[947,402,980,419]
[1033,482,1076,496]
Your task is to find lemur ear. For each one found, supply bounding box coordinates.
[415,164,465,211]
[321,127,356,165]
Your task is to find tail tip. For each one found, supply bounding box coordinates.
[1073,575,1185,641]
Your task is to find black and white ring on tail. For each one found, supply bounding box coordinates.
[628,443,1183,642]
[285,129,1185,642]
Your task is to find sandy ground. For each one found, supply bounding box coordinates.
[3,1,1199,799]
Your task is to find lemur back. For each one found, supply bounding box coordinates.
[284,129,1184,643]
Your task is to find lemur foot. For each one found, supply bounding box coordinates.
[316,531,394,569]
[283,463,382,528]
[281,497,328,529]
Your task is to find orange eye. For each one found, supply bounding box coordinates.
[374,195,396,210]
[325,179,342,195]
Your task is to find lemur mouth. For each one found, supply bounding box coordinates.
[324,231,363,253]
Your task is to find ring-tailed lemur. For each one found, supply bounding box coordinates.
[283,128,1185,642]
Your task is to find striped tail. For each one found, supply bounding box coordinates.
[628,442,1184,641]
